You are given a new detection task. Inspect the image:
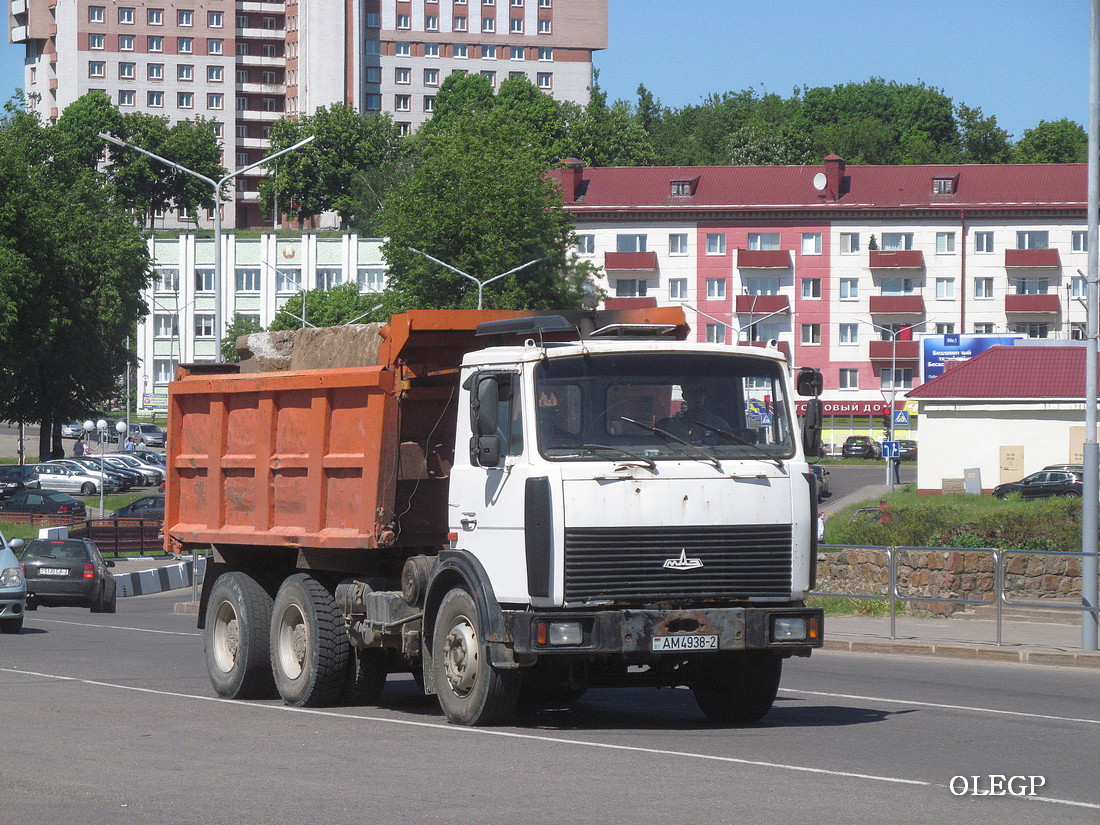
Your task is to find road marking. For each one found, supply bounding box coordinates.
[780,687,1100,726]
[25,617,200,636]
[2,665,1098,811]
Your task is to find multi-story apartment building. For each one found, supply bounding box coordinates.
[549,157,1088,448]
[9,0,606,228]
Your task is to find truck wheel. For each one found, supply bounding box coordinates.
[340,649,388,706]
[690,652,783,725]
[271,574,349,708]
[205,572,276,700]
[432,587,519,726]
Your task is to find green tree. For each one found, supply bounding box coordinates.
[1013,118,1088,163]
[495,76,569,165]
[0,104,152,459]
[53,91,123,167]
[378,109,594,311]
[726,121,814,165]
[423,72,496,130]
[260,104,405,226]
[268,282,385,331]
[561,81,654,167]
[955,104,1012,163]
[220,312,265,362]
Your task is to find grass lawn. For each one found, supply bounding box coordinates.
[0,491,151,541]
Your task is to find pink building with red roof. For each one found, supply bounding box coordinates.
[549,157,1088,451]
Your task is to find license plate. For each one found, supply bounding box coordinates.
[39,568,68,576]
[652,634,718,652]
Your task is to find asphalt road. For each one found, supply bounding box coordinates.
[2,592,1096,824]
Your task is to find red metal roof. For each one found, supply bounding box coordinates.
[908,346,1093,399]
[549,161,1086,214]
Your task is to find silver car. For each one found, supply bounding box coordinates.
[35,463,119,496]
[102,454,162,486]
[128,423,166,448]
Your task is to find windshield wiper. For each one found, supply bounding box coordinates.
[579,443,657,470]
[617,417,721,469]
[685,419,784,469]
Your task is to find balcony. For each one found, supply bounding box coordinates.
[736,249,791,269]
[1005,249,1061,268]
[236,55,286,68]
[603,251,657,271]
[1004,294,1061,314]
[869,250,925,269]
[735,294,790,315]
[237,82,286,95]
[869,340,921,361]
[869,295,925,314]
[239,27,287,39]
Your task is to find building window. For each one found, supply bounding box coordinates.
[933,178,954,194]
[510,18,523,32]
[801,232,822,255]
[396,67,411,84]
[936,232,956,254]
[118,90,136,106]
[669,234,688,255]
[539,0,552,6]
[147,63,163,81]
[316,268,343,290]
[177,92,194,108]
[615,234,646,253]
[801,323,821,345]
[1014,322,1049,339]
[483,45,497,59]
[419,68,438,87]
[482,17,496,32]
[396,41,411,56]
[209,11,223,27]
[396,14,411,28]
[615,279,647,298]
[1073,230,1089,252]
[510,46,525,60]
[208,39,223,55]
[839,368,859,390]
[974,323,995,334]
[89,6,105,23]
[176,64,193,81]
[1015,277,1049,295]
[155,268,180,292]
[705,233,726,255]
[840,232,860,254]
[538,19,551,34]
[575,234,594,255]
[88,61,106,78]
[235,268,261,293]
[669,278,687,300]
[237,42,251,56]
[839,323,858,344]
[974,277,994,298]
[175,37,192,54]
[119,62,135,79]
[839,278,858,300]
[1071,274,1087,298]
[148,35,163,52]
[195,314,216,338]
[89,32,106,50]
[538,47,552,60]
[480,70,496,86]
[208,65,223,82]
[935,323,955,334]
[705,324,726,344]
[154,359,178,384]
[881,368,913,389]
[424,96,435,113]
[148,8,163,25]
[882,232,914,251]
[453,44,469,58]
[747,232,780,250]
[935,277,955,299]
[880,277,917,296]
[153,314,178,339]
[801,278,821,299]
[970,231,993,253]
[395,95,411,112]
[276,268,302,293]
[365,95,382,111]
[536,72,551,89]
[743,277,779,296]
[178,9,193,26]
[1016,231,1049,250]
[119,7,134,24]
[195,268,215,292]
[119,35,134,51]
[357,268,386,293]
[706,278,726,299]
[207,93,223,109]
[425,15,438,30]
[425,43,440,57]
[454,16,467,31]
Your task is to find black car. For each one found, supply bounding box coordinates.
[0,489,87,518]
[809,464,830,499]
[0,465,41,497]
[112,494,165,523]
[20,537,116,613]
[897,440,918,461]
[992,470,1083,500]
[842,436,881,459]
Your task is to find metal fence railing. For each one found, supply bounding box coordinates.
[813,544,1100,648]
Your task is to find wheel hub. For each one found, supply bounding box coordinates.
[442,621,478,695]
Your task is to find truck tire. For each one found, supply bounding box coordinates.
[205,572,277,700]
[271,574,349,707]
[432,587,519,726]
[340,648,388,706]
[690,651,783,725]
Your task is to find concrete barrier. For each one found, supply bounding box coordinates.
[113,557,206,597]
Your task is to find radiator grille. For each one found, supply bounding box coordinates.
[563,525,793,602]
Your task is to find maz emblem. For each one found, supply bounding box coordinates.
[663,549,703,570]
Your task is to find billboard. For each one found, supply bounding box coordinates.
[921,334,1024,381]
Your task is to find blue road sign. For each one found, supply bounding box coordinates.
[893,410,910,426]
[882,440,901,458]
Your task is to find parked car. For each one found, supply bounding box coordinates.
[58,458,134,492]
[112,493,165,523]
[809,464,830,499]
[33,463,119,496]
[992,470,1083,500]
[842,435,881,459]
[1043,464,1083,472]
[0,465,41,497]
[0,489,87,518]
[20,537,116,613]
[0,533,26,633]
[105,454,164,485]
[897,440,918,461]
[132,450,166,467]
[128,423,166,448]
[80,456,149,488]
[60,419,85,439]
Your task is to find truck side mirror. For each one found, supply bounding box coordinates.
[470,376,502,467]
[796,367,823,397]
[802,398,823,458]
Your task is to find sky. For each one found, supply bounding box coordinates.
[0,0,1089,141]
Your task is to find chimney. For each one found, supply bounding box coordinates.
[559,158,584,203]
[823,154,846,199]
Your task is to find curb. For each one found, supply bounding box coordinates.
[823,637,1100,669]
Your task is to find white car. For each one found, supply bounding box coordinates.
[35,463,119,496]
[102,454,163,486]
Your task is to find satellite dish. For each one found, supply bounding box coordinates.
[813,172,827,191]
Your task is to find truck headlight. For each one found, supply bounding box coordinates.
[536,620,584,646]
[771,616,807,642]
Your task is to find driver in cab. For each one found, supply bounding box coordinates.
[657,381,731,444]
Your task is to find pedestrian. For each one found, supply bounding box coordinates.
[817,511,826,543]
[877,497,890,524]
[74,437,86,457]
[124,434,136,452]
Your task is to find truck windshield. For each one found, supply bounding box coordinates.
[535,352,794,462]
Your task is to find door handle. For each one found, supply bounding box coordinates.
[460,514,477,530]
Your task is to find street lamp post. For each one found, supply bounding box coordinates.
[408,248,547,310]
[99,133,315,362]
[84,419,127,516]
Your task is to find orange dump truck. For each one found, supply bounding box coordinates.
[167,308,825,725]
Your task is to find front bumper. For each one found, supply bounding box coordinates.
[503,605,823,657]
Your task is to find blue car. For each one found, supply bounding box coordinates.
[0,533,27,633]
